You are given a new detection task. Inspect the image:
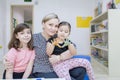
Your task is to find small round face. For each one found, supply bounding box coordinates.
[43,18,59,37]
[57,25,70,40]
[16,28,31,46]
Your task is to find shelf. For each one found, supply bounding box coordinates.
[90,9,120,77]
[91,45,108,51]
[91,55,108,73]
[91,11,108,23]
[91,29,108,34]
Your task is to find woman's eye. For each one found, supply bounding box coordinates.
[49,24,53,26]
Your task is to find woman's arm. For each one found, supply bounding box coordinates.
[6,61,13,79]
[60,50,73,60]
[22,59,34,78]
[49,50,73,64]
[49,41,77,63]
[3,55,13,70]
[60,42,77,61]
[3,52,14,79]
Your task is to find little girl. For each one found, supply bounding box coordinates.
[3,23,35,79]
[46,21,95,80]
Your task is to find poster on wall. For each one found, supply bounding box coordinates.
[76,16,92,28]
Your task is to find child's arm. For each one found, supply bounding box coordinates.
[22,51,35,78]
[46,42,55,57]
[68,43,77,56]
[46,37,61,57]
[22,59,34,78]
[60,39,77,60]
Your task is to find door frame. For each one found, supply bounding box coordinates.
[10,4,34,37]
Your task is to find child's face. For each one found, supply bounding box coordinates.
[57,25,70,40]
[16,28,31,45]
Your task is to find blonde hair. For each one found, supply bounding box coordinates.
[42,13,59,23]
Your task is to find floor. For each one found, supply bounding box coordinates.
[0,59,120,80]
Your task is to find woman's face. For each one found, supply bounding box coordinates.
[43,18,59,37]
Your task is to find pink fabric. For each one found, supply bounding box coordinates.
[53,58,95,80]
[6,48,35,72]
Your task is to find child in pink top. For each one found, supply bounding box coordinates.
[3,23,35,79]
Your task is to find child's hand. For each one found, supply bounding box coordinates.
[62,38,71,48]
[51,38,59,45]
[51,38,62,48]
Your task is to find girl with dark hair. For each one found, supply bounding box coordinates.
[3,23,35,79]
[47,21,95,80]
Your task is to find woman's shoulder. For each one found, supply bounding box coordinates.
[33,33,40,40]
[33,32,45,46]
[33,32,43,39]
[33,32,41,37]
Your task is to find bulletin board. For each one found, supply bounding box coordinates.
[76,16,92,28]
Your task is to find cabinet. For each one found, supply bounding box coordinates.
[90,9,120,77]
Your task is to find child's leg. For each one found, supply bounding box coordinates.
[53,62,72,80]
[67,58,95,80]
[53,58,95,80]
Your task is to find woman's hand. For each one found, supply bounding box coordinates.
[49,55,60,64]
[3,55,13,70]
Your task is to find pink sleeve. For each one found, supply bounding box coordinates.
[30,50,35,60]
[6,48,17,64]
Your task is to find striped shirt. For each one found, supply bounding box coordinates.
[32,33,54,73]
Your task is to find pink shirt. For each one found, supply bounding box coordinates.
[6,48,35,72]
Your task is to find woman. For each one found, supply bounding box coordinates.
[29,13,86,80]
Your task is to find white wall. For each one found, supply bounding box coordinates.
[5,0,34,55]
[33,0,96,55]
[0,0,6,61]
[5,0,96,57]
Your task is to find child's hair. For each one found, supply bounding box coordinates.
[8,23,33,50]
[58,21,71,33]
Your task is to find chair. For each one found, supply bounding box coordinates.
[72,55,91,80]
